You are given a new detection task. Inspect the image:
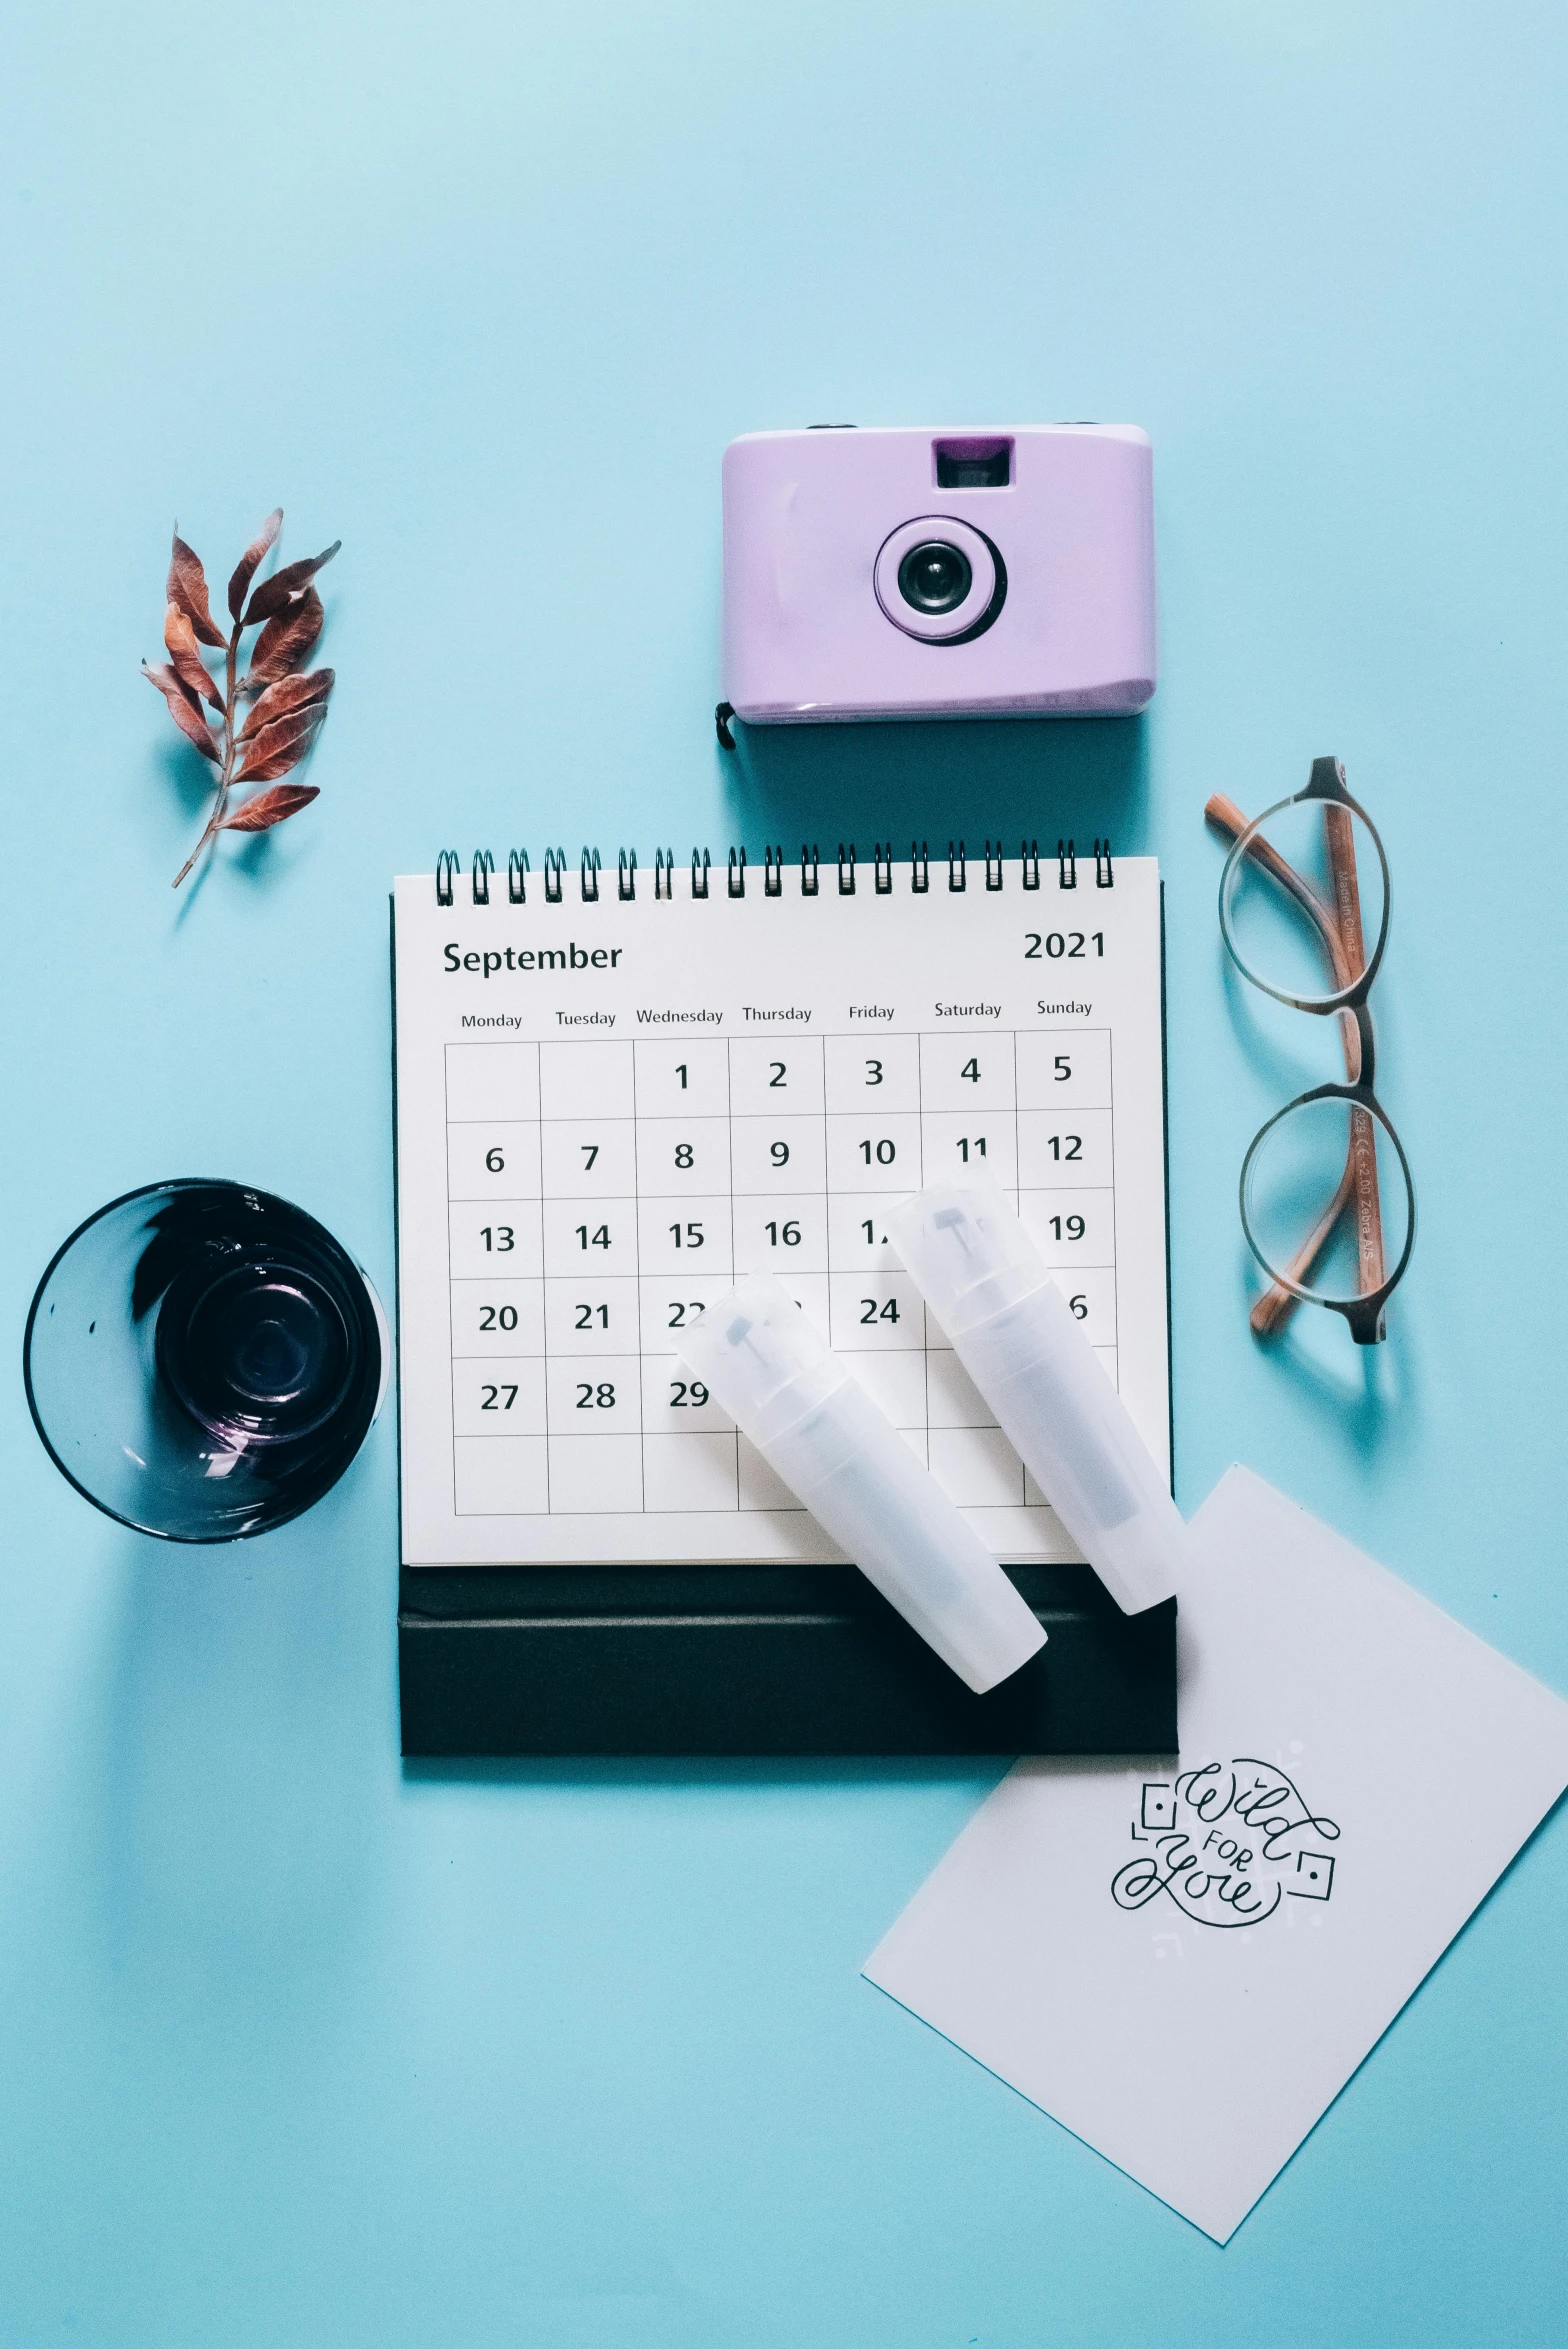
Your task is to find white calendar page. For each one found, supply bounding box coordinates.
[392,855,1169,1567]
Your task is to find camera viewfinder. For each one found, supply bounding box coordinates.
[934,437,1012,488]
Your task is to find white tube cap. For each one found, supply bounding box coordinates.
[888,1168,1052,1339]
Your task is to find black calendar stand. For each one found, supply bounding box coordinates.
[398,1561,1175,1756]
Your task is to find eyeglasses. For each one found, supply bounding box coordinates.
[1205,757,1414,1345]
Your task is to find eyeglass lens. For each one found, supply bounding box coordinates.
[1242,1092,1412,1309]
[1220,798,1387,1009]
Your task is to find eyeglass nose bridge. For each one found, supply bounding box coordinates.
[1340,999,1377,1094]
[1238,1079,1416,1346]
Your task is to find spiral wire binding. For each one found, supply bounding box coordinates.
[433,838,1115,904]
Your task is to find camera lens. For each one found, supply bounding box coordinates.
[874,516,1005,644]
[897,540,973,615]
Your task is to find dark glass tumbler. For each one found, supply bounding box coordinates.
[24,1180,387,1542]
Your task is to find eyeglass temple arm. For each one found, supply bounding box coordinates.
[1249,1159,1358,1336]
[1323,805,1387,1300]
[1206,792,1387,1331]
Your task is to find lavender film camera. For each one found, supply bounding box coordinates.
[720,425,1155,728]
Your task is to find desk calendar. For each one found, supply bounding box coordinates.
[392,848,1170,1571]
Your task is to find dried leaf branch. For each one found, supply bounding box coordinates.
[143,511,339,887]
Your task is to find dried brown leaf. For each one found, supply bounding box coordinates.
[235,701,326,784]
[242,540,340,628]
[227,507,283,621]
[218,783,320,832]
[163,603,224,710]
[243,586,324,690]
[237,667,334,742]
[166,529,227,648]
[142,661,221,760]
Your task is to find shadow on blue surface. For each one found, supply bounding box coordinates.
[91,1480,385,2020]
[402,1755,1013,1790]
[715,710,1150,864]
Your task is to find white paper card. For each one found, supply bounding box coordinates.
[864,1466,1568,2242]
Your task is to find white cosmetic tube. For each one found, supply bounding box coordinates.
[673,1273,1046,1694]
[887,1173,1187,1615]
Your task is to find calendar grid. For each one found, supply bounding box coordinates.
[919,1033,932,1464]
[629,1045,645,1513]
[441,1033,459,1522]
[442,1026,1120,1527]
[535,1034,550,1516]
[1106,1024,1119,1346]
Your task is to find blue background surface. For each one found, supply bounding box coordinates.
[2,2,1566,2339]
